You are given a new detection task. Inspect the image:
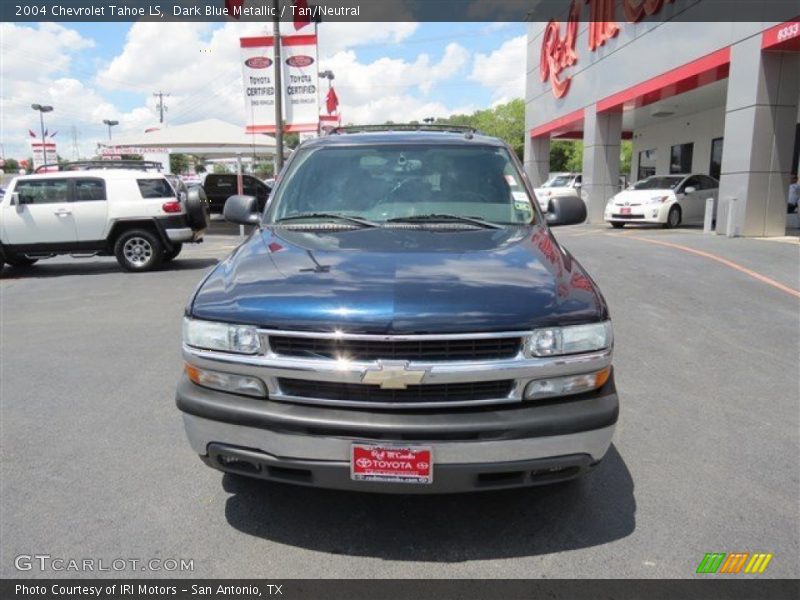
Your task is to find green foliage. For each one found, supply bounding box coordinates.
[169,153,190,174]
[3,158,19,173]
[284,133,300,149]
[437,99,525,160]
[549,140,583,172]
[620,141,632,178]
[253,162,274,180]
[212,163,230,174]
[120,154,143,161]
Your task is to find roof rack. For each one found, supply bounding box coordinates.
[34,160,164,173]
[328,124,481,136]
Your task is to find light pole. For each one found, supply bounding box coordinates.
[31,103,53,167]
[318,70,335,91]
[103,119,119,141]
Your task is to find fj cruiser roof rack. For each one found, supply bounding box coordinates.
[34,160,164,173]
[328,124,482,137]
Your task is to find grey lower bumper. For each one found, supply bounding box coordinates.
[203,443,599,493]
[177,375,618,493]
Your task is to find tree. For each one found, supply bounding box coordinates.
[3,158,19,173]
[169,153,190,174]
[549,140,583,172]
[284,133,300,150]
[212,163,230,174]
[620,141,632,179]
[437,99,525,159]
[253,162,274,180]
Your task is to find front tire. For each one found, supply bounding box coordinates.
[163,243,183,263]
[610,222,625,229]
[664,206,681,229]
[114,229,164,272]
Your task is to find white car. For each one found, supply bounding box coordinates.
[1,167,208,272]
[604,174,719,228]
[534,172,585,211]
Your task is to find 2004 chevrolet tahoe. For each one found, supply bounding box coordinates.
[176,126,618,493]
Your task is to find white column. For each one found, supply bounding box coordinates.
[716,37,800,237]
[525,134,551,187]
[582,106,622,223]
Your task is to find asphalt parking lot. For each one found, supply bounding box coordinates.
[1,224,798,579]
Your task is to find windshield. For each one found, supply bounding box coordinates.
[631,176,683,190]
[266,144,535,226]
[542,175,573,188]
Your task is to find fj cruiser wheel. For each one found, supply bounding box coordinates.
[163,243,183,262]
[664,206,681,229]
[611,222,625,229]
[4,253,38,267]
[114,229,163,272]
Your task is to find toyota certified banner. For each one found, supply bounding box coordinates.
[240,35,278,133]
[240,33,318,134]
[281,33,319,133]
[30,141,57,171]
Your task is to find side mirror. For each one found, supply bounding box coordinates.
[684,186,696,194]
[223,194,260,225]
[546,195,587,226]
[10,192,20,206]
[573,182,582,189]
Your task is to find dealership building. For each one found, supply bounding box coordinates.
[524,4,800,236]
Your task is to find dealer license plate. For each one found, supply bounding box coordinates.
[351,444,433,484]
[620,207,632,215]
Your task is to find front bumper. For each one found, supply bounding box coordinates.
[176,374,618,493]
[605,205,667,224]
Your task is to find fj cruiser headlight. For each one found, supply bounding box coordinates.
[525,321,613,357]
[182,317,261,354]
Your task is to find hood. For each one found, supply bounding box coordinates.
[189,225,608,334]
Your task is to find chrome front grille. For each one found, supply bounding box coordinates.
[278,378,515,405]
[269,335,522,361]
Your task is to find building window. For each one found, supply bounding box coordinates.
[638,149,657,180]
[670,143,694,174]
[709,138,723,180]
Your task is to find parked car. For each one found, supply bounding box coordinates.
[176,125,617,494]
[203,173,272,213]
[0,169,208,272]
[534,172,585,211]
[604,173,719,228]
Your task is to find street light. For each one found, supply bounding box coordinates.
[31,103,53,167]
[103,119,119,141]
[318,70,335,89]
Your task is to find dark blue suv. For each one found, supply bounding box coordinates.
[176,126,617,493]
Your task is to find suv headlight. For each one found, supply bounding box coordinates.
[183,317,261,354]
[525,321,613,357]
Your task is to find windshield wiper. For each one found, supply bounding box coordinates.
[275,212,379,228]
[386,213,503,229]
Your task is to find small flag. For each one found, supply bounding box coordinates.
[28,129,36,138]
[49,130,58,138]
[292,0,311,30]
[326,87,339,115]
[44,128,48,137]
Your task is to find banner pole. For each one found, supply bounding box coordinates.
[272,0,284,173]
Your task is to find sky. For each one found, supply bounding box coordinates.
[0,20,526,160]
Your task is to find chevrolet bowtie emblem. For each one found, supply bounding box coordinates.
[361,362,426,389]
